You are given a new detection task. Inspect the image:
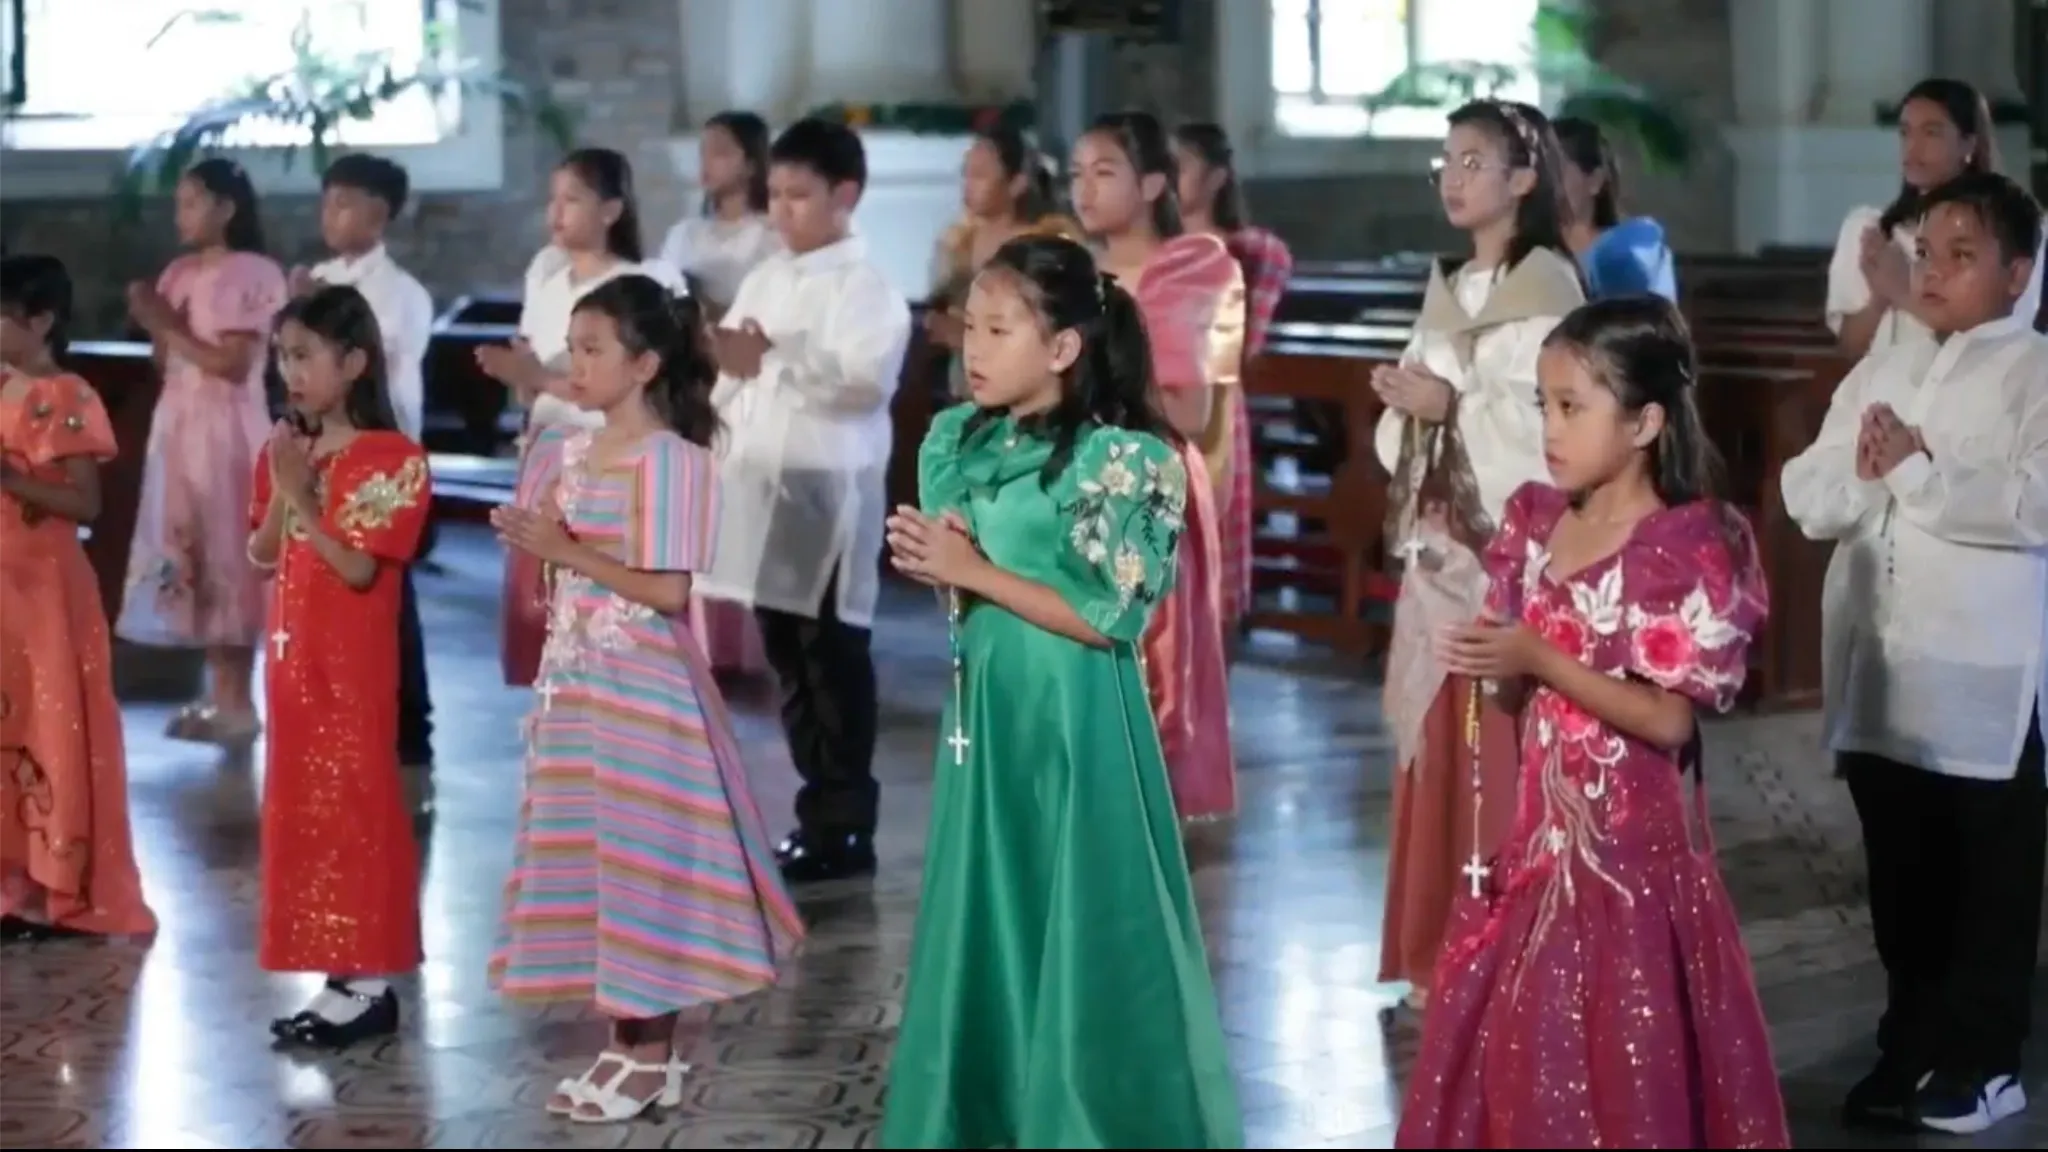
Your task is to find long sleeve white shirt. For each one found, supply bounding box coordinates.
[1781,313,2048,779]
[695,235,911,627]
[311,245,435,440]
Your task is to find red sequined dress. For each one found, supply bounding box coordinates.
[1396,483,1790,1149]
[250,430,430,975]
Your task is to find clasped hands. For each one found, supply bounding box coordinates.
[1370,362,1454,423]
[1854,401,1925,481]
[1436,609,1541,681]
[886,506,981,589]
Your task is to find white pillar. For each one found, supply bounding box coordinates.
[1729,0,1825,125]
[677,0,812,123]
[1932,1,2024,104]
[1818,0,1931,125]
[952,0,1038,100]
[803,0,953,107]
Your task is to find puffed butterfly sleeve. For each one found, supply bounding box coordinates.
[628,433,717,572]
[1620,503,1769,714]
[249,442,275,531]
[209,252,288,335]
[1480,481,1556,625]
[324,433,431,563]
[19,374,116,468]
[1053,428,1188,644]
[916,402,975,519]
[514,425,571,514]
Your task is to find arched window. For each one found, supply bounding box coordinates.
[1270,0,1543,139]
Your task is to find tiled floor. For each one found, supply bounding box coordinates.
[6,525,2048,1147]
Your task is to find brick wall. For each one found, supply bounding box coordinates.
[1,0,689,339]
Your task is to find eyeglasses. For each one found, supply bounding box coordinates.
[1429,154,1512,186]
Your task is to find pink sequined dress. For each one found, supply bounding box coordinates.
[1397,483,1789,1149]
[116,251,286,648]
[1135,233,1243,822]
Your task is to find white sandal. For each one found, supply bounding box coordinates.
[545,1053,689,1118]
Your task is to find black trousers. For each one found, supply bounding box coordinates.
[395,517,436,766]
[754,567,878,840]
[1843,714,2047,1081]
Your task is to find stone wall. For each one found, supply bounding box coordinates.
[4,0,1736,338]
[1,0,689,339]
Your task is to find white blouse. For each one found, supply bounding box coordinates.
[1825,204,2046,352]
[517,246,685,430]
[657,214,782,309]
[1781,314,2048,780]
[1373,266,1562,526]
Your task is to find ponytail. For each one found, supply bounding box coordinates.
[570,275,721,446]
[650,292,720,446]
[1648,388,1721,506]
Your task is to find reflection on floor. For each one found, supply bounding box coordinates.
[5,525,2048,1148]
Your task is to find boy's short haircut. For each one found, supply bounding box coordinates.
[768,119,867,193]
[1917,171,2044,263]
[322,153,411,218]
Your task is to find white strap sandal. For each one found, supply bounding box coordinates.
[545,1053,689,1118]
[568,1055,687,1124]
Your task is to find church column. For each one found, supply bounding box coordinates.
[803,0,954,107]
[1933,1,2025,106]
[1817,0,1932,124]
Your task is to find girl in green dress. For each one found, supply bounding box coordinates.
[881,234,1244,1149]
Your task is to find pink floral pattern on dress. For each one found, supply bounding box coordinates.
[1396,481,1790,1150]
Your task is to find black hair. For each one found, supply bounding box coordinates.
[703,110,771,214]
[1878,78,2000,236]
[571,275,721,447]
[1543,295,1721,507]
[964,234,1177,485]
[1083,110,1183,239]
[558,147,645,262]
[322,152,411,218]
[272,284,400,433]
[1171,122,1250,232]
[1916,170,2045,263]
[1444,99,1572,272]
[1551,116,1621,230]
[0,253,73,359]
[973,122,1056,221]
[184,157,268,254]
[769,118,868,192]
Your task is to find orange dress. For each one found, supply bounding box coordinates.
[0,372,156,935]
[251,431,429,974]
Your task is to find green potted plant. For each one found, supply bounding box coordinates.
[114,1,576,211]
[1366,1,1696,171]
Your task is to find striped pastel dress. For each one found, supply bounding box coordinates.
[490,426,805,1016]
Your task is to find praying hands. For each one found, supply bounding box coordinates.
[1856,402,1925,481]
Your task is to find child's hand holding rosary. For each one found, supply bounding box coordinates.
[886,507,982,595]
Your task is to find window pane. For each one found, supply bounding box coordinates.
[1315,0,1409,99]
[1414,0,1539,102]
[1269,0,1314,96]
[12,0,445,151]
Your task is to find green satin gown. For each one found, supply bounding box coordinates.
[878,404,1244,1149]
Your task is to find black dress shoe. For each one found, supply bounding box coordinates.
[271,984,400,1050]
[775,831,877,883]
[0,915,87,944]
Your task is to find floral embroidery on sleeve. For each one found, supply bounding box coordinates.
[334,456,428,535]
[1068,437,1187,617]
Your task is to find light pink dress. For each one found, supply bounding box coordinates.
[117,251,286,648]
[1135,234,1242,822]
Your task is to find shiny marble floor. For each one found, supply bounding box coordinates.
[7,525,2048,1147]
